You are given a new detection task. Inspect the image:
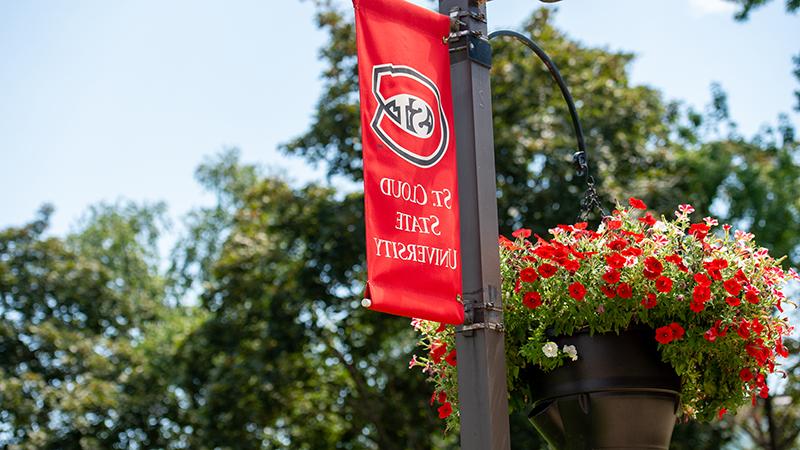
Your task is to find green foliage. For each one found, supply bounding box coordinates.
[168,148,260,301]
[725,0,799,20]
[0,202,181,448]
[794,52,800,111]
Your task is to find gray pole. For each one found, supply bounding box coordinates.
[438,1,511,449]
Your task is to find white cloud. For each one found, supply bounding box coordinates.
[687,0,737,17]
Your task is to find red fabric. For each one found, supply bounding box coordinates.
[354,0,463,324]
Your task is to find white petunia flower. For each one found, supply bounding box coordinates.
[562,344,578,361]
[542,342,558,358]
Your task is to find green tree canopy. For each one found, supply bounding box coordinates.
[0,203,177,448]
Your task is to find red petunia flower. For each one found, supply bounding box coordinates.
[690,299,705,313]
[644,257,663,275]
[561,259,581,272]
[641,293,658,309]
[557,224,574,233]
[704,258,729,271]
[643,269,660,280]
[638,212,657,226]
[617,282,633,299]
[745,290,759,304]
[629,197,647,210]
[739,368,754,382]
[704,327,719,342]
[519,267,538,283]
[776,337,789,358]
[688,223,710,240]
[606,252,626,269]
[750,318,764,335]
[602,269,621,284]
[607,238,628,251]
[692,285,712,303]
[726,296,741,307]
[694,273,712,286]
[665,254,689,272]
[620,230,645,242]
[747,340,769,367]
[538,263,558,279]
[499,235,516,250]
[568,282,587,301]
[438,402,453,419]
[534,245,556,259]
[601,285,617,298]
[655,276,673,293]
[621,247,643,258]
[759,386,769,399]
[445,349,457,367]
[669,322,685,340]
[664,254,683,265]
[738,320,751,339]
[512,228,531,239]
[734,269,749,284]
[723,278,742,296]
[430,341,447,363]
[523,291,542,309]
[655,326,674,344]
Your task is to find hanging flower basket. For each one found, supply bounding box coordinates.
[411,198,796,445]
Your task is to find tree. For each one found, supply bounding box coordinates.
[0,202,184,449]
[725,0,799,20]
[725,0,800,111]
[168,149,260,302]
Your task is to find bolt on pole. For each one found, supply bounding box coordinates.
[439,0,511,449]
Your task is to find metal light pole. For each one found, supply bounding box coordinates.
[440,1,579,448]
[439,1,511,449]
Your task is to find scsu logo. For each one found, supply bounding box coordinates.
[370,64,449,168]
[380,93,434,139]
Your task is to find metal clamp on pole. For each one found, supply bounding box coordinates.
[445,9,492,68]
[460,322,505,332]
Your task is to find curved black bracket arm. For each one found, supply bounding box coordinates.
[489,29,606,218]
[488,29,586,175]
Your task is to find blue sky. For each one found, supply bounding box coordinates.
[1,0,798,238]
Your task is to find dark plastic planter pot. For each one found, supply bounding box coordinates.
[526,327,681,450]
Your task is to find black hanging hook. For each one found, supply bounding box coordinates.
[572,151,587,177]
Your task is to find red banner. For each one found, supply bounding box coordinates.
[354,0,463,324]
